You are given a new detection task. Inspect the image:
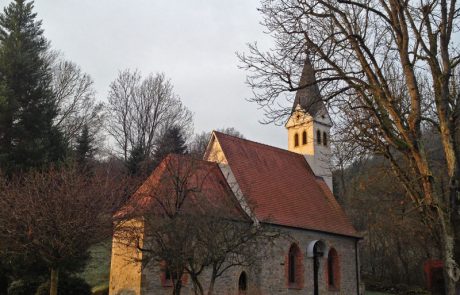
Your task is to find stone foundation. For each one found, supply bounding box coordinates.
[109,224,360,295]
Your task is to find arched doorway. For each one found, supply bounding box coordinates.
[307,240,326,295]
[238,271,247,294]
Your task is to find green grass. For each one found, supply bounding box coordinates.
[78,240,112,292]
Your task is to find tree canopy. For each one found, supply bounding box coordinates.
[239,0,460,292]
[0,0,66,174]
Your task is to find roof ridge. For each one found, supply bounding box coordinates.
[167,153,219,167]
[213,131,302,158]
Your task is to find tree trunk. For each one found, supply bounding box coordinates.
[50,268,59,295]
[436,206,459,295]
[190,275,204,295]
[173,280,182,295]
[442,239,458,295]
[207,276,216,295]
[450,174,460,294]
[396,238,410,284]
[173,279,182,295]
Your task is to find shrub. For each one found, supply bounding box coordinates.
[7,279,40,295]
[92,286,109,295]
[404,287,431,295]
[35,275,91,295]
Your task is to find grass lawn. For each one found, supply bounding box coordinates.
[79,240,112,292]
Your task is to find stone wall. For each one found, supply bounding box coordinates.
[141,262,248,295]
[256,225,359,295]
[138,224,359,295]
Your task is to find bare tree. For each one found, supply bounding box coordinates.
[106,70,193,162]
[114,154,277,295]
[188,214,271,295]
[0,166,134,295]
[239,0,460,292]
[335,155,440,288]
[50,57,105,148]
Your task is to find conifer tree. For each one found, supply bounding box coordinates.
[126,144,146,176]
[0,0,65,174]
[75,124,94,169]
[126,126,188,176]
[152,126,188,167]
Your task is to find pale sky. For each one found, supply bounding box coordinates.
[4,0,288,149]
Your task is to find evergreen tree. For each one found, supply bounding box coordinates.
[126,126,187,176]
[75,124,94,169]
[153,126,187,167]
[126,144,147,176]
[0,0,66,174]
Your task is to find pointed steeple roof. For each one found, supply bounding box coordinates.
[292,56,328,118]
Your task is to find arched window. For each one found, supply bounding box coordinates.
[302,131,307,145]
[288,246,297,283]
[316,130,321,144]
[327,248,340,290]
[160,261,187,287]
[238,271,247,293]
[323,131,328,146]
[294,133,299,147]
[161,263,178,287]
[287,243,303,288]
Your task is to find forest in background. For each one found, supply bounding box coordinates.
[334,130,455,293]
[2,0,458,294]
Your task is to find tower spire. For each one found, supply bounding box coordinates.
[292,55,328,118]
[285,54,333,192]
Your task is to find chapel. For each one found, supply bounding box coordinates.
[109,57,361,295]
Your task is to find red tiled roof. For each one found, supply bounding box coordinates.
[213,131,358,237]
[121,154,245,220]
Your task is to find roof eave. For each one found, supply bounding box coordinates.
[261,221,363,240]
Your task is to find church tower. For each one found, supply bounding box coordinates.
[285,56,333,191]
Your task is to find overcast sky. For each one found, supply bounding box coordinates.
[3,0,289,149]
